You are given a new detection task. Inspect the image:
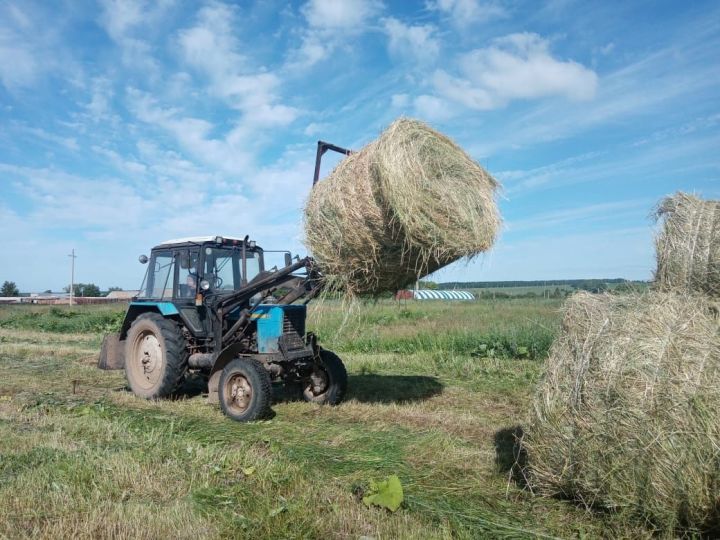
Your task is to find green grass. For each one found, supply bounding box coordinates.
[311,298,560,360]
[0,304,124,333]
[0,300,652,539]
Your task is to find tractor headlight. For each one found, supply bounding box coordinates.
[200,279,211,291]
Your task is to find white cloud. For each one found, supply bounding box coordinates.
[469,25,720,154]
[383,17,439,63]
[0,3,69,91]
[304,122,329,136]
[99,0,146,41]
[428,0,507,26]
[413,94,456,122]
[302,0,383,30]
[97,0,171,72]
[391,93,410,107]
[505,199,651,233]
[178,3,298,128]
[0,28,38,89]
[598,42,615,55]
[288,0,383,69]
[21,127,80,152]
[433,33,598,111]
[288,34,330,70]
[432,71,494,110]
[126,87,254,173]
[177,2,244,77]
[1,164,151,231]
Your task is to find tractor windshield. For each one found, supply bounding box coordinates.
[203,246,262,292]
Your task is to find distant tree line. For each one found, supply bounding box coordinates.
[1,281,19,296]
[64,283,102,297]
[438,279,648,292]
[2,281,124,297]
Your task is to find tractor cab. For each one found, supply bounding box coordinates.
[117,236,275,343]
[137,236,267,303]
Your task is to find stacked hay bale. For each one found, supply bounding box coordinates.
[524,193,720,535]
[655,193,720,297]
[304,118,500,295]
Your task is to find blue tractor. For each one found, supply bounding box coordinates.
[99,141,354,422]
[98,235,347,421]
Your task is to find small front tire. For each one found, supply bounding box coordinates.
[219,358,273,422]
[303,350,347,405]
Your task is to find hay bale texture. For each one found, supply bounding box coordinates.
[304,118,500,295]
[524,291,720,534]
[655,192,720,297]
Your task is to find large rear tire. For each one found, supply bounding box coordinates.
[302,349,347,405]
[124,313,188,399]
[219,358,273,422]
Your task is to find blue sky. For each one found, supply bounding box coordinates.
[0,0,718,292]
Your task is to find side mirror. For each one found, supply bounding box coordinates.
[139,255,148,264]
[284,253,292,267]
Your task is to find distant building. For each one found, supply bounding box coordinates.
[395,289,475,301]
[106,290,138,300]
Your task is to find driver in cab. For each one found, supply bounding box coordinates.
[181,274,197,298]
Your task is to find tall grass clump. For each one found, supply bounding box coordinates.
[524,291,720,536]
[0,306,124,333]
[654,192,720,297]
[305,118,500,295]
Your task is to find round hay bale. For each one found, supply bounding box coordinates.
[655,192,720,297]
[524,291,720,534]
[304,118,500,295]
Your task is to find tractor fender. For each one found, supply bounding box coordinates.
[119,302,180,339]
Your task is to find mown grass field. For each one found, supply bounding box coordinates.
[0,299,651,539]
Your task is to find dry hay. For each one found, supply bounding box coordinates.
[523,291,720,535]
[304,118,500,295]
[655,192,720,297]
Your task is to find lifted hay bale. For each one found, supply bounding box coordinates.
[304,118,500,295]
[655,192,720,297]
[524,291,720,534]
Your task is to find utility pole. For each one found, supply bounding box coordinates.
[68,249,76,305]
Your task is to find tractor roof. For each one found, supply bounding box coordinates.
[154,236,248,248]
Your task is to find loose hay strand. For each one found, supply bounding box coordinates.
[304,118,500,295]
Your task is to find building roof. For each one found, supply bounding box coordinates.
[106,290,139,299]
[411,289,475,300]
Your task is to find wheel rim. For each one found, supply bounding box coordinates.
[304,367,329,398]
[130,330,163,389]
[224,374,253,414]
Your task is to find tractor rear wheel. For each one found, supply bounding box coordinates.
[302,349,347,405]
[219,358,273,422]
[124,313,188,399]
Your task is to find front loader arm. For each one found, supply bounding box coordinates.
[209,256,322,347]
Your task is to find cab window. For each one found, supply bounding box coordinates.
[176,250,199,299]
[142,251,174,299]
[204,248,239,291]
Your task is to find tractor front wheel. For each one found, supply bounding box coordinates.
[125,313,188,399]
[302,350,347,405]
[219,358,273,422]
